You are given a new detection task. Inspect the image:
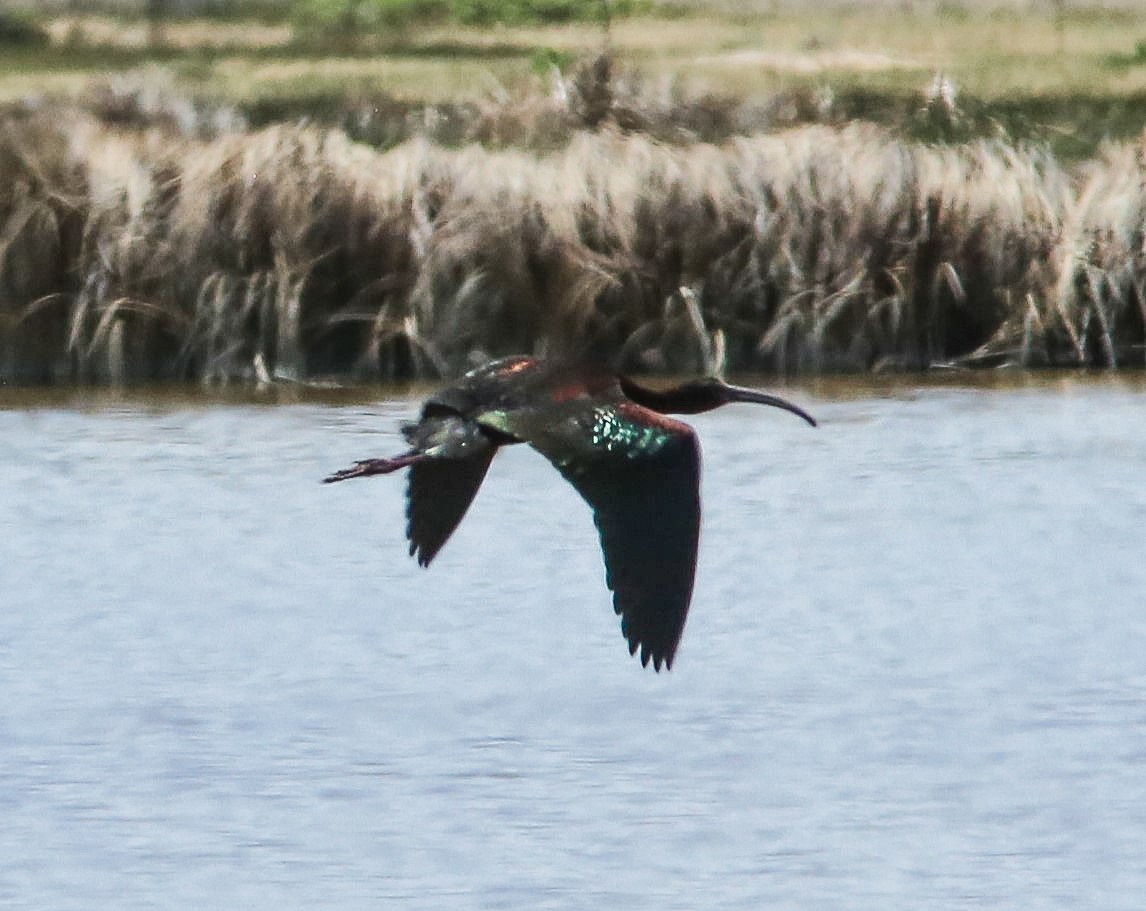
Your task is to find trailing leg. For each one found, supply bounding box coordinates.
[322,453,422,483]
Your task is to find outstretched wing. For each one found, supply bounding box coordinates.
[492,401,701,670]
[573,434,700,670]
[406,451,496,567]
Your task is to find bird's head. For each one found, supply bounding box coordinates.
[620,374,817,426]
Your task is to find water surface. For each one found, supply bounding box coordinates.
[2,374,1145,910]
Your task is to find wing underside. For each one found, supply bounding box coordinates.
[570,438,699,670]
[405,451,496,567]
[491,402,701,670]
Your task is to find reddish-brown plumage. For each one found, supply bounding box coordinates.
[324,356,815,670]
[615,399,694,436]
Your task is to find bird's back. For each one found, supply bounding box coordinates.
[421,356,623,436]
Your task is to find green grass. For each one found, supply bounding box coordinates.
[2,7,1146,158]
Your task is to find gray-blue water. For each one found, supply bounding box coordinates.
[2,375,1146,910]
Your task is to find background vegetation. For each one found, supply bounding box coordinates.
[2,0,1146,384]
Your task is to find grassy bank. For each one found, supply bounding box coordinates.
[3,104,1145,385]
[5,5,1146,384]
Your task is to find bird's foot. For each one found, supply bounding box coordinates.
[322,454,419,483]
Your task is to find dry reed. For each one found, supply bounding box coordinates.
[2,101,1145,385]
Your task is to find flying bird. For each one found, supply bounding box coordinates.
[324,356,816,670]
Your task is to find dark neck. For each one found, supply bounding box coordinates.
[618,376,722,415]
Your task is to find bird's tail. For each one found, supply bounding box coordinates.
[322,452,423,483]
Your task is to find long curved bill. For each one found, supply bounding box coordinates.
[724,386,818,427]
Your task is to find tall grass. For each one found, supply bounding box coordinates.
[2,100,1145,385]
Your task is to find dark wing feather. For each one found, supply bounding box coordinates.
[405,450,495,567]
[502,403,700,670]
[566,434,699,670]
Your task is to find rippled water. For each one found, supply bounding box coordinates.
[3,374,1146,910]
